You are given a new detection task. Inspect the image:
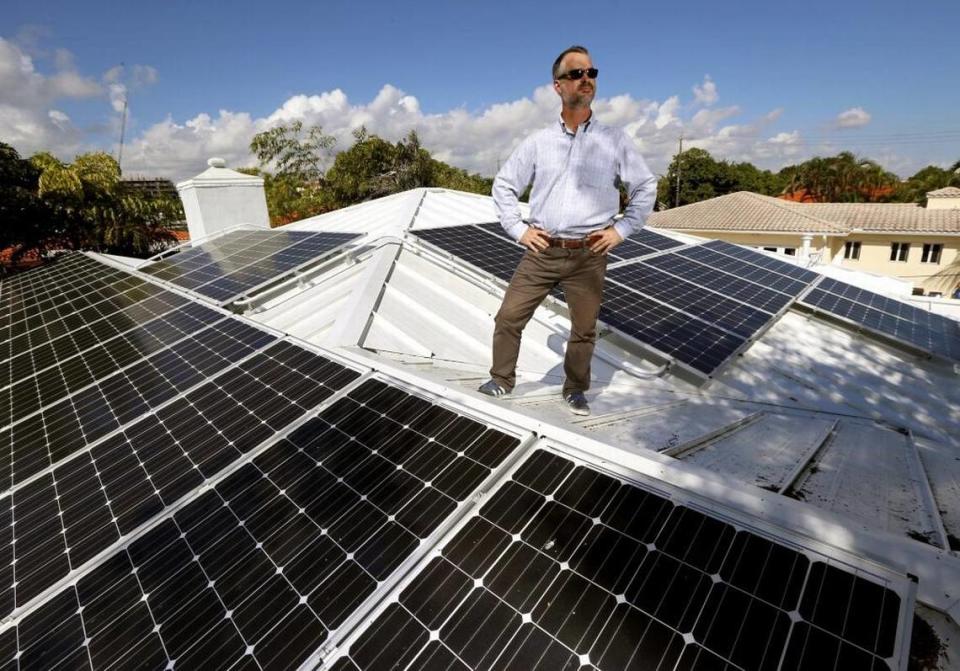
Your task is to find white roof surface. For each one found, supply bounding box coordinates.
[146,188,960,667]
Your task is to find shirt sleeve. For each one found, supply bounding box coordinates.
[492,136,536,242]
[612,131,658,240]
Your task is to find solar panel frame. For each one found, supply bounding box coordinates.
[140,229,360,305]
[330,446,916,671]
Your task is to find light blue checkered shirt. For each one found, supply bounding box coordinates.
[492,116,658,242]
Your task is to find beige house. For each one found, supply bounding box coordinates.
[648,186,960,296]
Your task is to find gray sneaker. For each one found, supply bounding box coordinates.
[478,379,511,398]
[563,391,590,416]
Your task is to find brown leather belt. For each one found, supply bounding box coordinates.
[546,235,599,249]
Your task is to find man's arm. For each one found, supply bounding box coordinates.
[612,132,658,240]
[492,137,536,243]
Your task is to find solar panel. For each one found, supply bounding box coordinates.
[414,225,525,283]
[642,254,795,314]
[607,263,773,340]
[336,448,911,671]
[607,228,685,262]
[1,339,362,617]
[0,254,131,326]
[472,222,684,264]
[2,318,281,491]
[0,272,174,362]
[475,221,517,242]
[416,228,763,376]
[140,229,360,304]
[801,284,960,362]
[0,378,522,668]
[600,283,746,375]
[680,245,810,296]
[0,300,223,425]
[703,239,820,284]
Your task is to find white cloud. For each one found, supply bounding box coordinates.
[0,37,102,156]
[117,81,816,182]
[0,41,918,182]
[836,107,871,128]
[693,75,718,105]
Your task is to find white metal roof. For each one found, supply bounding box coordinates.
[221,187,960,664]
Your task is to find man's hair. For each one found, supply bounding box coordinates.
[552,45,590,81]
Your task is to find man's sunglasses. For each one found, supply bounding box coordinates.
[557,68,599,81]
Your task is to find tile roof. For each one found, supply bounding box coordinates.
[927,186,960,198]
[647,192,847,234]
[648,191,960,235]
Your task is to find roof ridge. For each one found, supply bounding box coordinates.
[742,192,848,233]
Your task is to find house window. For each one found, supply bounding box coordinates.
[889,242,910,262]
[844,241,861,260]
[763,247,777,253]
[784,248,797,256]
[921,243,943,264]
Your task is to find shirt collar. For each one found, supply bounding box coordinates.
[558,112,595,136]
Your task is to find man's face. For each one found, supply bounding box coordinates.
[553,52,596,110]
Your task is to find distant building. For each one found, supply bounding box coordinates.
[119,177,178,199]
[648,187,960,296]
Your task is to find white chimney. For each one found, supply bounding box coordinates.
[925,186,960,210]
[176,158,270,241]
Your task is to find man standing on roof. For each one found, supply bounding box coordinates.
[478,45,658,416]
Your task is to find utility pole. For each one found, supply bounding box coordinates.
[117,94,128,176]
[674,133,683,208]
[116,62,128,176]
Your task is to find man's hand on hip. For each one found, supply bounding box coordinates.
[588,227,623,255]
[520,227,551,253]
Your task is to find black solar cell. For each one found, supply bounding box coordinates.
[0,302,224,428]
[338,449,906,671]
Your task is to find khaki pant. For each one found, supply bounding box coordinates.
[490,247,607,395]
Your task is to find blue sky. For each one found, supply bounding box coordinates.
[3,0,959,179]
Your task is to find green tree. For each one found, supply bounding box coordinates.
[248,121,339,224]
[325,127,434,206]
[1,147,181,268]
[895,164,960,205]
[0,142,53,264]
[779,152,898,202]
[657,148,783,208]
[429,159,494,195]
[249,120,335,183]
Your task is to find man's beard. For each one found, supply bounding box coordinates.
[566,88,594,109]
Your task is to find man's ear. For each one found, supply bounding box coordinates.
[553,80,561,95]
